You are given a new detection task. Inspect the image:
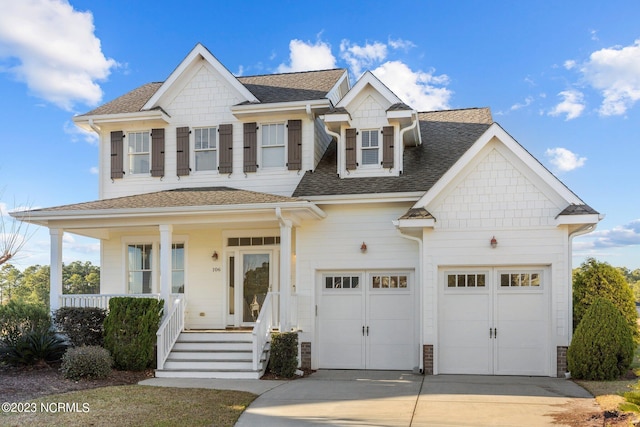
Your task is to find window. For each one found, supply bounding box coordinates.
[361,129,379,165]
[325,275,360,289]
[261,123,285,168]
[128,131,150,174]
[227,236,280,246]
[500,273,540,287]
[128,244,152,293]
[172,243,185,293]
[194,127,217,171]
[447,273,486,288]
[372,274,408,289]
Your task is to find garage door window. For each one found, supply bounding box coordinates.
[372,275,408,289]
[447,273,486,288]
[325,275,360,289]
[500,272,541,287]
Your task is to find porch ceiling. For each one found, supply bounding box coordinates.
[11,187,326,239]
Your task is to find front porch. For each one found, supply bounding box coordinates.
[58,291,288,379]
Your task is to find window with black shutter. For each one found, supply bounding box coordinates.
[243,122,257,173]
[345,128,357,170]
[382,126,394,168]
[218,124,233,174]
[287,120,302,170]
[176,127,190,176]
[151,128,165,177]
[110,130,124,179]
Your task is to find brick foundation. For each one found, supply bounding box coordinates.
[301,342,312,369]
[557,346,568,378]
[423,344,434,375]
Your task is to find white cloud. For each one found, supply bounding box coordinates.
[0,0,117,110]
[548,89,586,120]
[544,147,587,172]
[63,120,98,144]
[340,40,388,77]
[563,60,577,70]
[510,96,534,111]
[580,39,640,116]
[89,166,98,175]
[576,220,640,250]
[388,38,416,51]
[372,61,451,111]
[276,39,336,73]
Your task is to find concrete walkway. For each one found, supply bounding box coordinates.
[141,371,599,427]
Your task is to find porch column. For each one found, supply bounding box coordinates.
[49,228,63,312]
[279,217,293,332]
[159,224,173,314]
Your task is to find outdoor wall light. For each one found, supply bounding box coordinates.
[360,242,368,253]
[212,251,219,260]
[490,236,498,249]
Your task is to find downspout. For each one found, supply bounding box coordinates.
[567,222,599,343]
[324,125,342,176]
[393,222,424,373]
[399,111,420,147]
[88,118,101,134]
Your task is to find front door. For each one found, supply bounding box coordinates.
[227,251,273,327]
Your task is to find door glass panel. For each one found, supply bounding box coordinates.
[228,256,235,316]
[243,254,270,323]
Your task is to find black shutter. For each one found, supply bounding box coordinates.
[382,126,394,168]
[345,128,357,170]
[151,128,165,177]
[243,122,257,173]
[176,127,190,176]
[218,124,233,174]
[287,120,302,170]
[110,131,124,179]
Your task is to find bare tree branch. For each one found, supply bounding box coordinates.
[0,191,34,267]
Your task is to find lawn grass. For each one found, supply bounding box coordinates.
[0,385,256,427]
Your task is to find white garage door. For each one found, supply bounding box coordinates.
[318,271,415,370]
[439,267,549,376]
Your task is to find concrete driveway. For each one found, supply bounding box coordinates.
[234,370,598,427]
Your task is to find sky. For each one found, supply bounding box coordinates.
[0,0,639,271]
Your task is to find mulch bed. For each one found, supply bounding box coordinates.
[0,363,152,403]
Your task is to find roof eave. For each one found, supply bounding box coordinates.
[230,99,332,119]
[73,110,171,131]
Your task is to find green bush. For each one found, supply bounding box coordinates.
[0,300,51,347]
[53,307,107,347]
[0,329,68,367]
[61,346,113,380]
[573,258,638,342]
[103,297,163,371]
[269,332,298,378]
[568,298,635,380]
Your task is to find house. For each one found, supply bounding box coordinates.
[13,43,601,378]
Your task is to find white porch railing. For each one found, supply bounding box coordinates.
[59,293,161,310]
[156,295,186,370]
[252,291,279,372]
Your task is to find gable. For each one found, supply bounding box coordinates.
[427,142,566,229]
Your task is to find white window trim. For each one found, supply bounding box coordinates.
[126,130,151,175]
[192,126,219,174]
[259,122,287,170]
[358,128,381,169]
[121,235,188,295]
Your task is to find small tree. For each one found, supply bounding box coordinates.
[0,192,33,267]
[568,298,635,380]
[573,258,638,342]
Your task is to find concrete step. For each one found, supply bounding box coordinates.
[155,369,262,379]
[172,341,253,351]
[163,359,255,371]
[168,349,252,360]
[179,331,253,342]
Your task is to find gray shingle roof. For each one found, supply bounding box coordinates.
[292,108,494,197]
[28,187,299,213]
[558,204,600,216]
[237,69,346,103]
[77,69,346,117]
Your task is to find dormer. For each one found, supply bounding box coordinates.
[322,71,421,179]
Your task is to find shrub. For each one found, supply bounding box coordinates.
[568,298,635,380]
[0,329,68,367]
[0,300,51,347]
[269,332,298,378]
[61,346,113,380]
[573,258,638,342]
[53,307,107,347]
[103,297,163,371]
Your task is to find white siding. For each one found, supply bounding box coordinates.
[99,64,322,199]
[421,140,573,376]
[294,202,420,368]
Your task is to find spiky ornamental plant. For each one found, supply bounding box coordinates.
[568,297,635,380]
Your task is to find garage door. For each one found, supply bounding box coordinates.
[318,271,415,370]
[439,267,549,376]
